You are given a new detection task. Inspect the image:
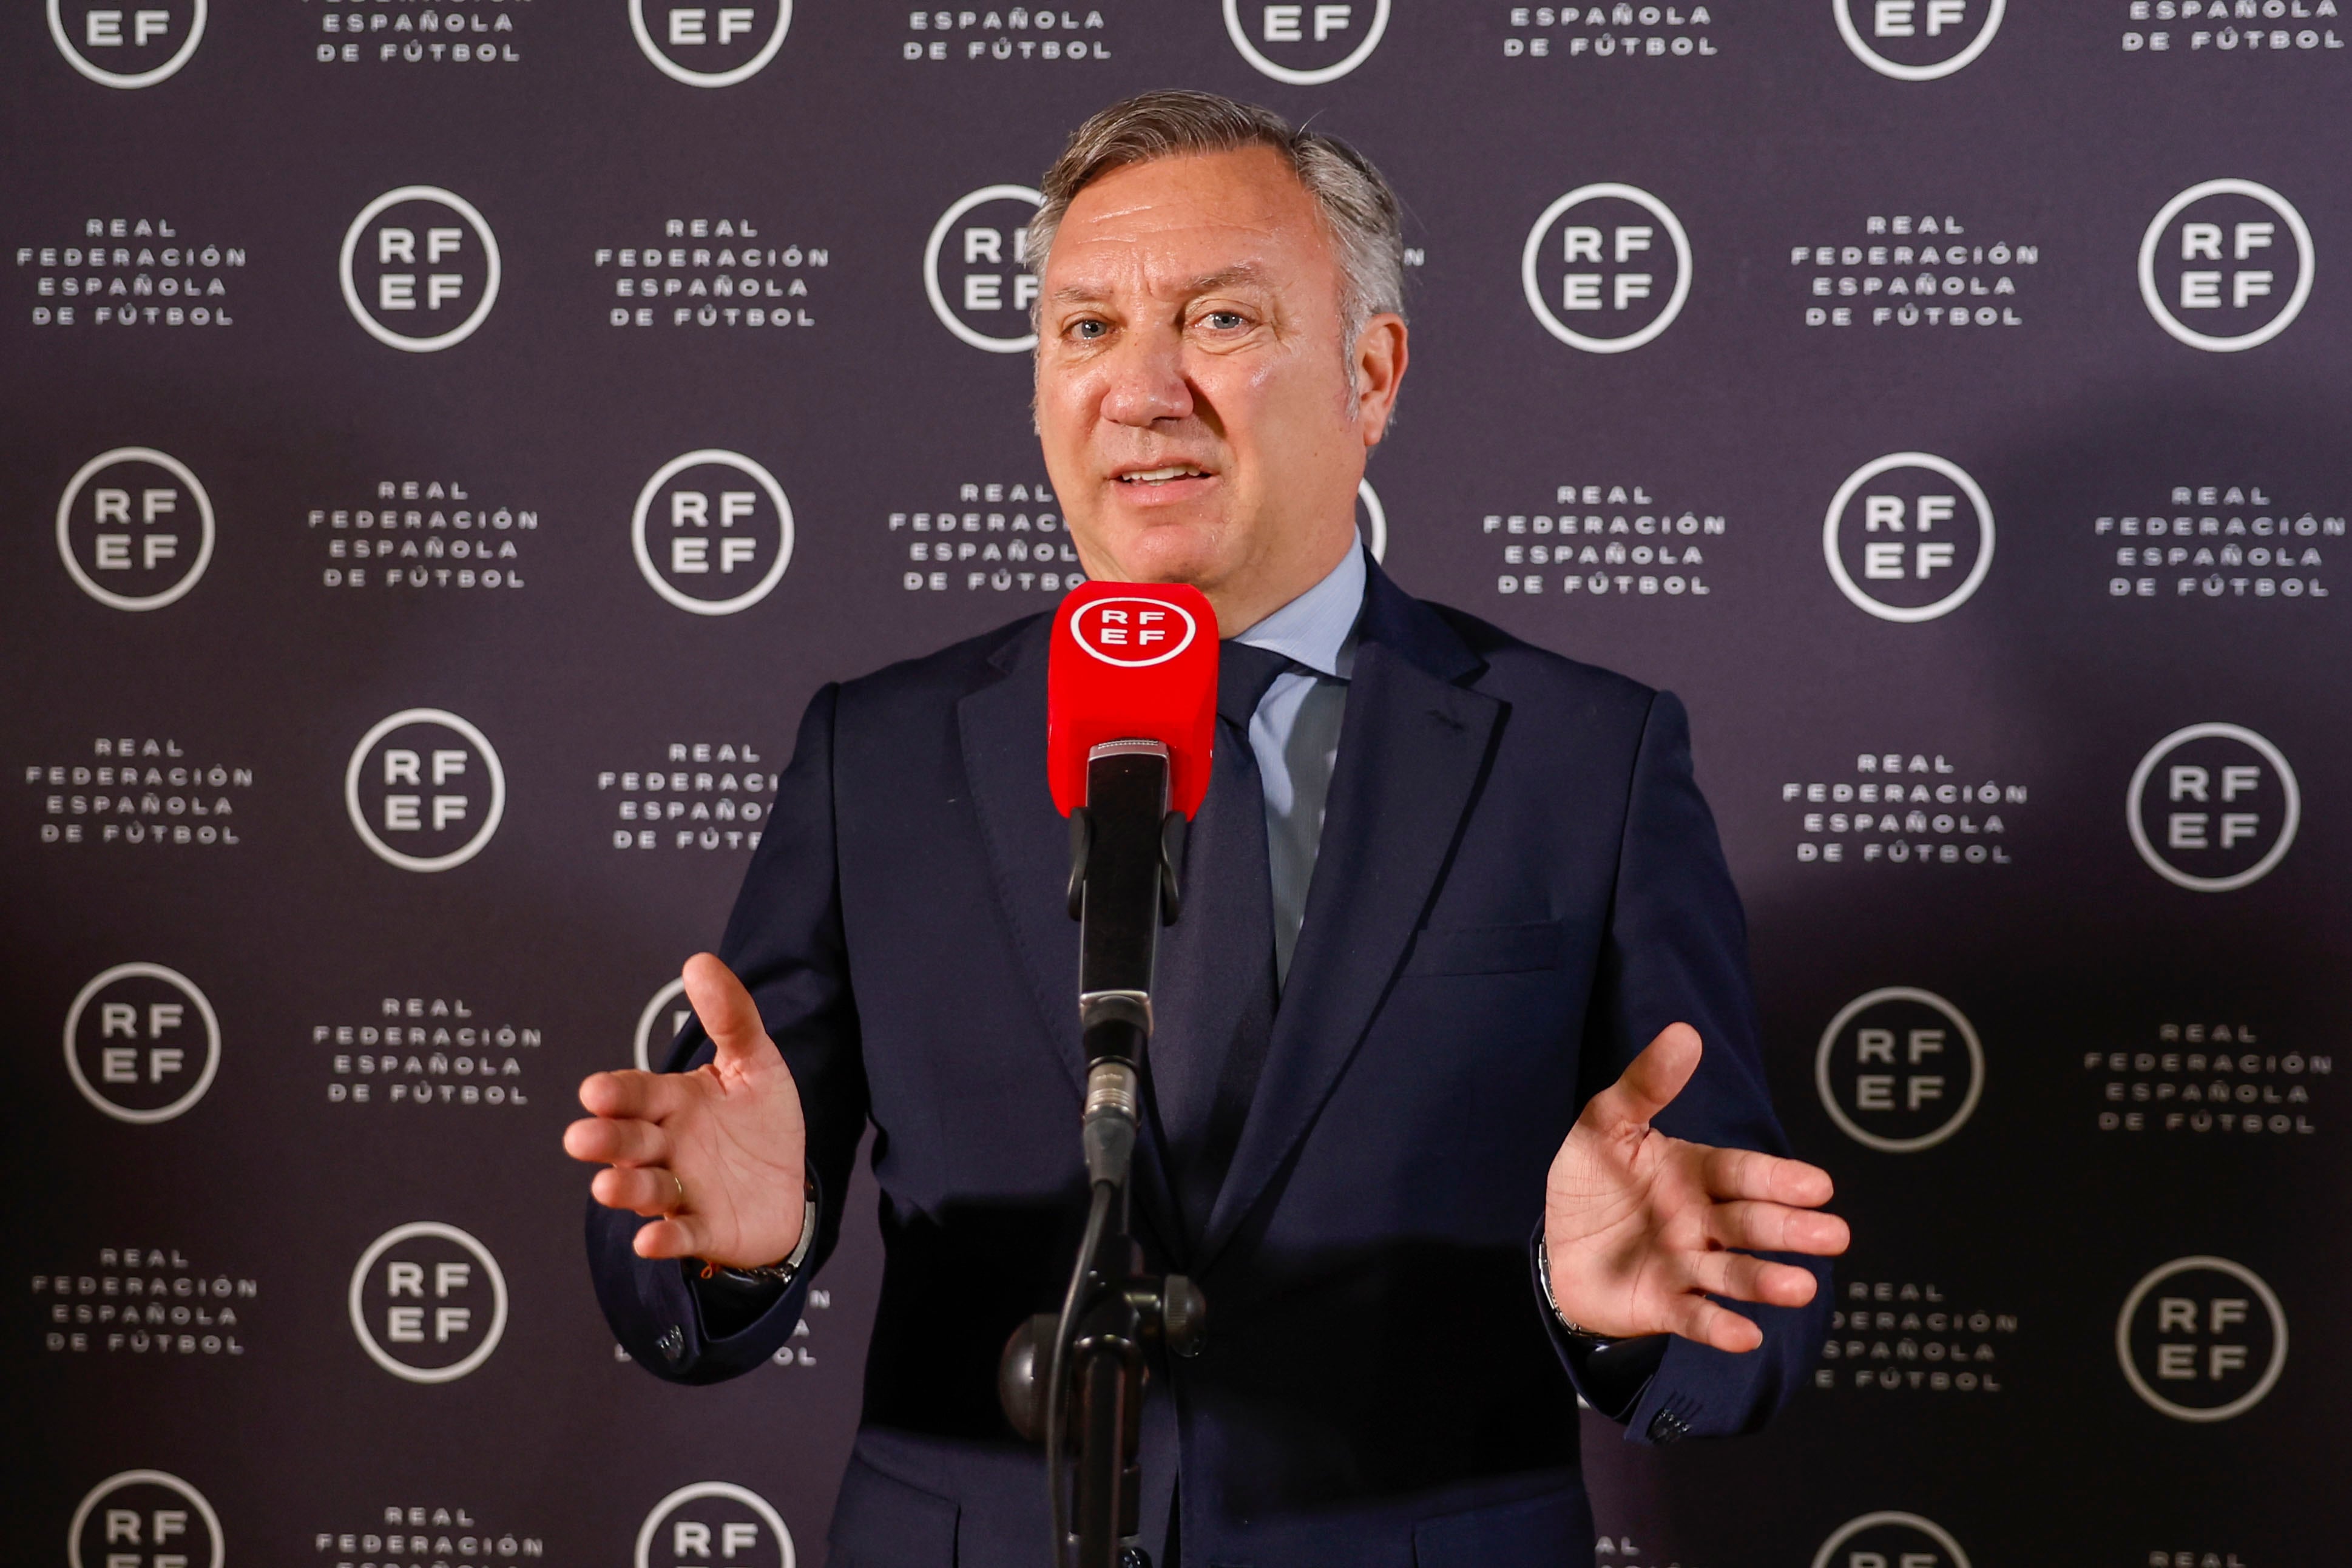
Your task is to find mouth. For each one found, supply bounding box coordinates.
[1113,464,1214,487]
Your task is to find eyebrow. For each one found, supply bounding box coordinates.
[1046,261,1275,308]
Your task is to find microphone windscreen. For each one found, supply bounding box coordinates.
[1047,581,1220,819]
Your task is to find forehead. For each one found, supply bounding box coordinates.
[1046,144,1339,297]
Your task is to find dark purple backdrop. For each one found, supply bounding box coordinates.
[6,4,2344,1565]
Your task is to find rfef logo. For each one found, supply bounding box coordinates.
[340,187,501,353]
[1834,0,2004,78]
[1822,453,1995,621]
[348,1221,509,1383]
[1069,596,1200,667]
[345,709,507,872]
[1812,1512,1971,1568]
[48,0,206,87]
[2126,723,2299,891]
[68,1470,224,1568]
[63,962,221,1124]
[2138,180,2313,353]
[636,976,692,1071]
[630,0,792,85]
[632,450,796,615]
[636,1482,796,1568]
[2117,1256,2287,1421]
[1356,478,1388,563]
[1223,0,1390,83]
[1521,184,1692,354]
[1816,987,1984,1152]
[56,447,215,610]
[925,186,1043,353]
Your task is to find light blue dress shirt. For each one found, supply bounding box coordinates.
[1229,541,1367,986]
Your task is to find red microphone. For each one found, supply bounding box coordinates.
[1048,580,1220,820]
[1045,580,1220,1189]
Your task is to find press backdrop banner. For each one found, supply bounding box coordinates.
[4,5,2344,1566]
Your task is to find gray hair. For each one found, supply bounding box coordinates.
[1026,90,1407,343]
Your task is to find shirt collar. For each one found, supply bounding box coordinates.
[1232,539,1366,680]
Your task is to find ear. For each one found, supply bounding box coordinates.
[1351,313,1409,448]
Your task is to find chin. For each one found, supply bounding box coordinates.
[1092,515,1239,589]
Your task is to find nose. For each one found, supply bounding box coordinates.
[1097,325,1193,429]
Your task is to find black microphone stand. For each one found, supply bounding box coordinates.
[1000,741,1208,1568]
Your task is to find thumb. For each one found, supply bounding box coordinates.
[1584,1022,1703,1132]
[681,953,768,1066]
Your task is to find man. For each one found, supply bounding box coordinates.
[567,91,1847,1567]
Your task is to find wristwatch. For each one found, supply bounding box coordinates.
[700,1180,820,1291]
[1535,1236,1609,1342]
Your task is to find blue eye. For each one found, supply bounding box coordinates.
[1072,320,1106,339]
[1205,312,1245,329]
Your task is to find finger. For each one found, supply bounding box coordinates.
[1668,1293,1765,1354]
[682,952,769,1068]
[1700,1146,1836,1208]
[632,1215,709,1261]
[1702,1200,1850,1257]
[1582,1022,1702,1131]
[563,1115,671,1168]
[578,1068,694,1122]
[1682,1248,1823,1309]
[592,1164,686,1217]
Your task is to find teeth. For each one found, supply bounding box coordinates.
[1121,466,1205,484]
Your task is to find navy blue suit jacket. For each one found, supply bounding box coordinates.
[588,563,1827,1567]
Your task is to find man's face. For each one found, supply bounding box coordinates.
[1034,145,1405,631]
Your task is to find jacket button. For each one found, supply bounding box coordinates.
[657,1325,686,1365]
[1646,1408,1689,1445]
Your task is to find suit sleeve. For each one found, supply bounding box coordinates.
[1537,688,1831,1442]
[584,683,871,1385]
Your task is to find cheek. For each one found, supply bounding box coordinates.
[1189,359,1282,441]
[1033,370,1095,439]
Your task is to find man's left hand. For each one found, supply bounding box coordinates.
[1543,1022,1850,1353]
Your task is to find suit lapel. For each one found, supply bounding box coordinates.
[1200,567,1499,1267]
[956,621,1086,1096]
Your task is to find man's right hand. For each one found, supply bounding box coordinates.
[564,953,808,1269]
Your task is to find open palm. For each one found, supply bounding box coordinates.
[563,953,809,1269]
[1544,1023,1849,1352]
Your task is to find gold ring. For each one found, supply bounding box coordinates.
[669,1171,688,1211]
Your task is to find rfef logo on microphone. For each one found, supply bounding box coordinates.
[68,1469,225,1568]
[1521,184,1691,354]
[345,709,507,871]
[340,187,501,352]
[2138,180,2313,353]
[1069,597,1200,667]
[1048,581,1218,817]
[1823,453,1995,621]
[632,0,792,85]
[636,1482,796,1568]
[56,447,215,610]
